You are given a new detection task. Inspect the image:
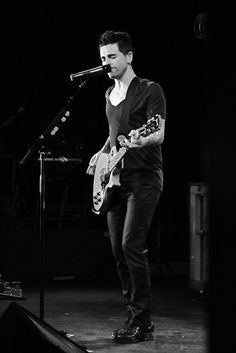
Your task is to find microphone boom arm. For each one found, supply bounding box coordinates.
[20,79,88,165]
[70,64,111,81]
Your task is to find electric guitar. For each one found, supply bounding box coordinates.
[92,114,160,214]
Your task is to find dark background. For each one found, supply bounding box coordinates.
[0,1,235,351]
[0,0,210,258]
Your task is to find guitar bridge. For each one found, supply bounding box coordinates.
[100,173,110,187]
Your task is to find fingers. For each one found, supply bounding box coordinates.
[89,153,99,166]
[119,138,129,147]
[86,165,96,175]
[86,152,100,175]
[119,131,146,148]
[128,129,139,139]
[120,137,140,149]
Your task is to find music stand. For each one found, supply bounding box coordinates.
[20,79,87,320]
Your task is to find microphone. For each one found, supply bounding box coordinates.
[70,64,111,81]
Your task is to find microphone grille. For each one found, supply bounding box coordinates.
[103,64,111,73]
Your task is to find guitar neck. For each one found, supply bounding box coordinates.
[108,147,127,173]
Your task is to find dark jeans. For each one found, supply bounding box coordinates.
[107,179,161,326]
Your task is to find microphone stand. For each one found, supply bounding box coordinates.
[20,79,87,320]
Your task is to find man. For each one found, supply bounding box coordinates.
[87,30,166,344]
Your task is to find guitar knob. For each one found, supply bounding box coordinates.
[94,192,102,200]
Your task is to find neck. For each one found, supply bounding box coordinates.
[114,66,136,91]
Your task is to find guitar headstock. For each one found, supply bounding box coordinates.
[140,114,161,137]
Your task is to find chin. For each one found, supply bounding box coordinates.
[108,73,115,79]
[109,72,122,80]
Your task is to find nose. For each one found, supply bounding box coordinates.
[104,57,111,66]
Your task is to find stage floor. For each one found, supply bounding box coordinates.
[0,277,208,353]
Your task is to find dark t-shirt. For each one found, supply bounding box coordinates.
[105,76,166,191]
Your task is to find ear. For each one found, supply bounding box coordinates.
[126,51,133,64]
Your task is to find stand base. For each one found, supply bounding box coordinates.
[0,284,25,300]
[0,292,25,299]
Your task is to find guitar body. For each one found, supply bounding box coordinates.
[93,147,121,214]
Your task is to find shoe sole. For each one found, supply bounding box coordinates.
[113,331,154,344]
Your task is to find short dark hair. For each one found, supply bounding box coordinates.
[98,30,133,55]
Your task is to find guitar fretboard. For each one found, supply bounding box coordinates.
[108,147,127,173]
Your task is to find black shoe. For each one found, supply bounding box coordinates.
[111,308,132,339]
[111,319,131,339]
[112,322,154,344]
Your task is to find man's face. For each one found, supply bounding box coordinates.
[100,43,132,80]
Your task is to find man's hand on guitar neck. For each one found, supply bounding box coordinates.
[119,116,165,149]
[119,130,160,149]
